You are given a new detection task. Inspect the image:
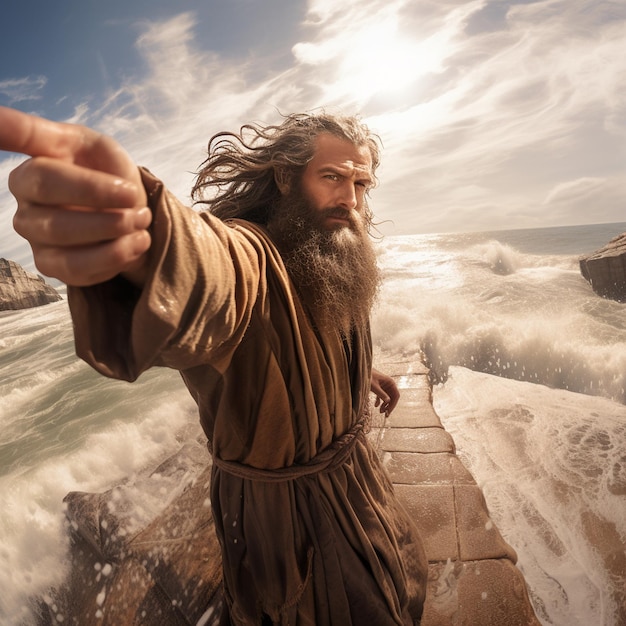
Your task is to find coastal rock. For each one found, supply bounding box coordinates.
[0,258,62,310]
[35,437,225,625]
[579,233,626,302]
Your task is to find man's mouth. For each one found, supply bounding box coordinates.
[326,215,351,227]
[323,209,354,229]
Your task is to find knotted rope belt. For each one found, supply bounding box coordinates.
[212,418,366,483]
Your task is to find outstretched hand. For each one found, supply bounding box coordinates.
[0,106,151,286]
[370,368,400,417]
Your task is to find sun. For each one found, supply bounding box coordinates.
[332,19,451,105]
[293,9,456,108]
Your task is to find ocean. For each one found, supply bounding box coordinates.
[1,222,625,625]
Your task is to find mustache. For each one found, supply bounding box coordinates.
[320,207,362,228]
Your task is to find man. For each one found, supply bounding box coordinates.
[1,107,427,625]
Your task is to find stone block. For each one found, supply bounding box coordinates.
[383,452,476,485]
[372,356,428,378]
[385,365,428,378]
[398,372,431,392]
[388,393,443,429]
[129,466,224,625]
[63,440,210,563]
[97,559,189,626]
[422,559,541,626]
[63,490,134,561]
[455,485,517,563]
[370,427,454,454]
[394,484,459,562]
[38,530,185,626]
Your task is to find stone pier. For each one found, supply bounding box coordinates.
[35,360,541,625]
[369,359,541,625]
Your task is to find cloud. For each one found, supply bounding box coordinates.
[0,154,33,268]
[0,76,47,104]
[542,176,626,225]
[52,13,305,202]
[364,0,626,230]
[0,12,307,269]
[544,177,607,206]
[1,0,625,271]
[293,0,477,110]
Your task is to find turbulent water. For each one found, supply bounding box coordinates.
[1,222,625,625]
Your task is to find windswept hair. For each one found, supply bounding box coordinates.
[191,112,381,226]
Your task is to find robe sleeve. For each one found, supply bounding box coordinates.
[68,167,266,381]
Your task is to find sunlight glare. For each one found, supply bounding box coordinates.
[336,19,450,104]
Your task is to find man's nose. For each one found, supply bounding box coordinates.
[336,182,358,211]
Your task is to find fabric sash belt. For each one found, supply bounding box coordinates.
[213,418,366,483]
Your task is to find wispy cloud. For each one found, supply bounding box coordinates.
[45,13,298,202]
[366,0,626,230]
[0,76,47,104]
[543,177,626,225]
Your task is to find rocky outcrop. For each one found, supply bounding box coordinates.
[0,258,62,310]
[579,233,626,302]
[33,437,225,626]
[33,360,541,626]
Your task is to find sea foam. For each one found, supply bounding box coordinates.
[434,366,626,626]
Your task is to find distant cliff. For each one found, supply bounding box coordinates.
[579,233,626,302]
[0,258,62,311]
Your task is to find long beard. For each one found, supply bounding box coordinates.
[268,192,380,335]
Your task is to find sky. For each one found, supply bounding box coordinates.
[0,0,625,270]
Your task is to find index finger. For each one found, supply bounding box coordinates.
[0,106,93,160]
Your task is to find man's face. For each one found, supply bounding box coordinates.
[290,133,374,235]
[269,132,379,333]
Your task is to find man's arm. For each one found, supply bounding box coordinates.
[0,106,151,287]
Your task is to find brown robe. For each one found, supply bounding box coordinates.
[68,169,427,625]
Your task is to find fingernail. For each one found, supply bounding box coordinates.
[134,207,152,229]
[114,179,139,202]
[132,230,151,255]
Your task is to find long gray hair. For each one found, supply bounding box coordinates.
[191,112,381,227]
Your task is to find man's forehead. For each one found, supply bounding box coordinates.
[311,133,373,175]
